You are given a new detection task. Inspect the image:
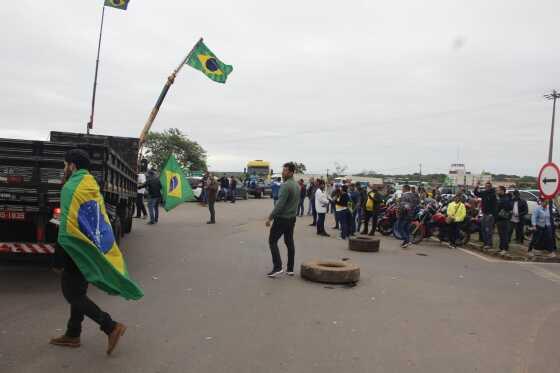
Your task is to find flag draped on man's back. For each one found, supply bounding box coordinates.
[186,41,233,83]
[58,170,143,300]
[160,155,195,211]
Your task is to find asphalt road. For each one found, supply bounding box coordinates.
[2,198,560,373]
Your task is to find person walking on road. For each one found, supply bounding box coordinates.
[50,149,133,355]
[474,182,497,249]
[510,190,528,244]
[446,194,467,248]
[229,176,237,203]
[397,185,418,248]
[315,179,330,237]
[271,177,282,206]
[529,199,556,258]
[135,168,147,219]
[297,179,306,217]
[146,169,162,225]
[496,186,513,254]
[335,185,351,240]
[265,162,300,278]
[207,175,219,224]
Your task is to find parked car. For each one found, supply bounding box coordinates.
[508,189,539,217]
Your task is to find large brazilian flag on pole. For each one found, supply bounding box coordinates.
[186,41,233,84]
[160,155,195,211]
[58,169,143,300]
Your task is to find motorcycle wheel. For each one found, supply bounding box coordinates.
[379,221,393,236]
[410,222,424,244]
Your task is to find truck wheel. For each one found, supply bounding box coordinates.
[112,216,122,246]
[349,237,380,252]
[300,260,360,284]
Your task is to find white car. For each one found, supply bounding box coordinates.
[511,189,540,217]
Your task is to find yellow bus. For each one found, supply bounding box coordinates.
[246,160,272,180]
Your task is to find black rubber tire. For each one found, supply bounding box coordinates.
[379,222,393,236]
[112,216,122,246]
[300,260,360,284]
[349,237,380,252]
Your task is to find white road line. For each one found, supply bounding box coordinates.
[457,248,501,263]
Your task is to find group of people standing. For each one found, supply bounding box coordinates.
[135,167,163,225]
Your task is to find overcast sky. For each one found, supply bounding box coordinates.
[1,1,559,176]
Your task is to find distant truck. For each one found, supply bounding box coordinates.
[0,131,138,260]
[245,160,273,198]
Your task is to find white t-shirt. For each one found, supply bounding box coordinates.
[137,173,146,194]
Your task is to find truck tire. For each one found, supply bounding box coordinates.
[349,237,380,252]
[300,260,360,284]
[112,216,122,246]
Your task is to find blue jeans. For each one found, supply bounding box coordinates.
[148,197,160,223]
[297,198,305,216]
[397,218,411,244]
[337,210,350,239]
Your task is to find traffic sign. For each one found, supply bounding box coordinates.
[538,162,560,199]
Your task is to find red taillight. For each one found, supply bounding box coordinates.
[53,207,61,220]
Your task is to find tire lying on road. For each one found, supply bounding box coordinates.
[349,237,380,252]
[300,260,360,284]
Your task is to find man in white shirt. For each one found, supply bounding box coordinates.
[135,172,147,219]
[315,179,330,237]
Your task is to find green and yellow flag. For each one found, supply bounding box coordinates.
[160,155,195,211]
[58,169,143,300]
[186,41,233,83]
[104,0,130,10]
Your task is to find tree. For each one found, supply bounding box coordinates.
[293,162,307,174]
[144,128,207,171]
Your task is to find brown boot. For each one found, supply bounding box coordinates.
[50,335,81,348]
[107,322,127,355]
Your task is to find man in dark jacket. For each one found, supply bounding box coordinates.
[474,182,498,249]
[510,190,529,244]
[146,169,162,225]
[207,175,219,224]
[495,186,513,253]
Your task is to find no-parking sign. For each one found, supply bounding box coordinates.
[538,162,560,200]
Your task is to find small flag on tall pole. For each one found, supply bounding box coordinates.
[87,1,131,134]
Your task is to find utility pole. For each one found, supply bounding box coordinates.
[544,89,559,250]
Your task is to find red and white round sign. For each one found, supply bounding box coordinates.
[538,162,560,200]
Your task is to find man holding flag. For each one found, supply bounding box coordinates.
[50,149,143,355]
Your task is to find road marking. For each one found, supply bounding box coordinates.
[520,263,560,285]
[457,248,501,263]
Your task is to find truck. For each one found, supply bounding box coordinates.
[245,160,273,198]
[0,131,138,261]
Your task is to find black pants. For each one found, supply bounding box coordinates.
[317,213,326,234]
[448,222,459,246]
[269,217,296,271]
[510,221,524,243]
[230,188,236,203]
[362,210,378,235]
[208,200,215,222]
[61,267,116,338]
[496,220,510,250]
[135,193,147,218]
[311,198,317,225]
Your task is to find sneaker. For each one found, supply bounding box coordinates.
[548,252,557,258]
[286,270,295,276]
[401,242,411,248]
[528,251,535,257]
[318,232,330,237]
[534,249,544,256]
[267,269,284,278]
[499,250,507,255]
[147,221,155,225]
[49,335,81,348]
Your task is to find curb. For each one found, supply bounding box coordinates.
[465,241,560,264]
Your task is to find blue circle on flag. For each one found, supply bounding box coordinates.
[169,175,179,193]
[78,200,115,254]
[205,58,219,72]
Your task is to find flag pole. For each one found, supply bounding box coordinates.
[137,37,203,151]
[87,4,106,135]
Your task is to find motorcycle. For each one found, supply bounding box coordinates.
[410,201,474,246]
[378,203,397,236]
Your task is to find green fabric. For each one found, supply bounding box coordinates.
[104,0,129,10]
[269,177,299,220]
[58,169,143,300]
[186,41,233,83]
[160,155,195,211]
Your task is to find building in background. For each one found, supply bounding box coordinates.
[447,163,492,187]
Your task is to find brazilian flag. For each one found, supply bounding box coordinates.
[58,169,143,300]
[104,0,130,10]
[160,155,195,211]
[186,41,233,83]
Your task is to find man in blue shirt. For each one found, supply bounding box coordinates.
[271,177,282,206]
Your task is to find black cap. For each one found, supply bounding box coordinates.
[64,149,90,170]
